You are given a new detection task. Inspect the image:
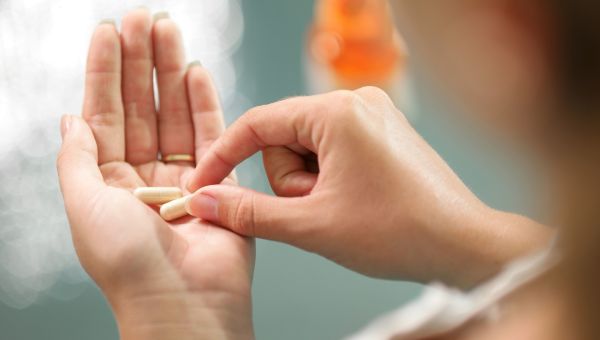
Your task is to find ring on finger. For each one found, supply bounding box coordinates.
[161,154,195,163]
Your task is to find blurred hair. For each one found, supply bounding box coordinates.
[552,1,600,339]
[555,1,600,111]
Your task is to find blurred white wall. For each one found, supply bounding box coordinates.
[0,0,245,309]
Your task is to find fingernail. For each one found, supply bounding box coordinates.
[98,18,116,27]
[186,193,218,222]
[186,60,202,72]
[60,115,73,140]
[153,11,170,23]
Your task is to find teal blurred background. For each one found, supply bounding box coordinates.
[0,0,536,339]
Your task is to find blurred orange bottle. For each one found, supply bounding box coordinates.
[305,0,406,97]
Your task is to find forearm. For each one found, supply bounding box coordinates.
[109,289,254,340]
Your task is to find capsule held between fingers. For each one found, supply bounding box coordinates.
[160,195,191,221]
[134,187,183,204]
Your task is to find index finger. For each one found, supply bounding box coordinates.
[186,95,325,192]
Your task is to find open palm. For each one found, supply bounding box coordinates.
[57,9,254,334]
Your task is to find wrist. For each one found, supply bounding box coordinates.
[414,200,553,288]
[458,206,553,287]
[482,207,554,264]
[106,282,254,340]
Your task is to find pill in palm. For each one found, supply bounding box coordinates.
[133,187,183,204]
[159,195,191,221]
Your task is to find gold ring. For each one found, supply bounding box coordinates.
[162,154,195,163]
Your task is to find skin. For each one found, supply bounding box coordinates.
[186,87,550,288]
[390,0,559,147]
[57,9,253,339]
[58,1,565,339]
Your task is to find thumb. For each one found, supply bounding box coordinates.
[185,185,312,244]
[57,115,105,214]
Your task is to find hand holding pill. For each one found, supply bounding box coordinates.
[185,87,550,288]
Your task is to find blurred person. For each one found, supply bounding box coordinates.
[57,2,600,340]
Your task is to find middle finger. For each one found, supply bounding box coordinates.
[152,13,195,162]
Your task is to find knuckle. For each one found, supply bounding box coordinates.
[229,192,256,236]
[86,111,123,128]
[355,86,388,100]
[240,107,264,130]
[244,105,265,120]
[188,66,214,88]
[354,86,398,120]
[333,89,360,108]
[325,90,361,121]
[126,135,157,159]
[238,112,254,130]
[355,86,395,110]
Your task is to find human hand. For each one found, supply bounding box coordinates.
[186,87,551,288]
[57,9,253,339]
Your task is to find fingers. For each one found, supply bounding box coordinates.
[186,63,226,160]
[57,116,106,215]
[83,21,125,164]
[121,8,159,165]
[187,95,325,191]
[262,146,318,197]
[152,14,195,159]
[185,185,313,245]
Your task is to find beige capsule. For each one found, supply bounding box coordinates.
[133,187,183,205]
[160,195,191,221]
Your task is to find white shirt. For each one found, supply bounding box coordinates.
[347,247,558,340]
